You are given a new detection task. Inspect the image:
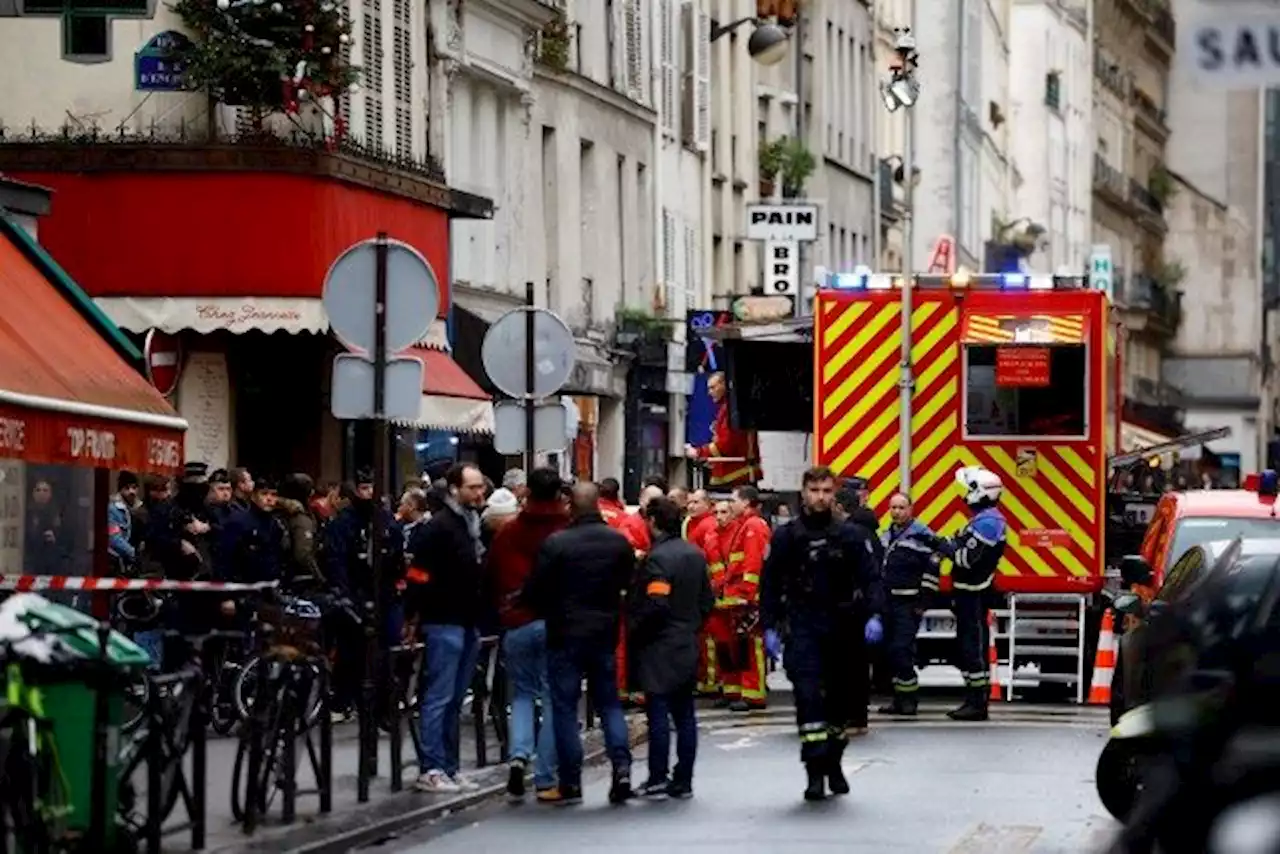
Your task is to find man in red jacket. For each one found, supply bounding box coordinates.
[488,467,570,803]
[684,372,762,489]
[597,477,627,524]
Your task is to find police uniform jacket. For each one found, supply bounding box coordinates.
[933,507,1007,592]
[217,503,285,584]
[880,520,941,596]
[760,511,883,632]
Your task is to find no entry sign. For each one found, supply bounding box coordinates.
[143,329,183,397]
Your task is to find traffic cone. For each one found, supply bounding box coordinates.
[1087,610,1117,705]
[988,610,1002,701]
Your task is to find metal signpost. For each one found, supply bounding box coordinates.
[322,233,439,801]
[481,283,575,470]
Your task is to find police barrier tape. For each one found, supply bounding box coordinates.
[0,575,279,593]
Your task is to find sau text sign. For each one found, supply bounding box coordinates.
[1179,10,1280,89]
[995,346,1051,387]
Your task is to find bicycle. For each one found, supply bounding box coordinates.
[0,657,70,854]
[229,596,329,827]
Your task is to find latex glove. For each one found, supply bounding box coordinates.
[764,628,783,661]
[864,615,884,645]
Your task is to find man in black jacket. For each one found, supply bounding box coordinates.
[524,481,636,806]
[406,462,486,794]
[630,497,714,800]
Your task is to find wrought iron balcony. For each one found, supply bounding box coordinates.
[1147,4,1175,56]
[1132,87,1170,140]
[1117,273,1181,334]
[1093,152,1130,210]
[1093,54,1131,99]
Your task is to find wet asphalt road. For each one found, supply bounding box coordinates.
[373,704,1119,854]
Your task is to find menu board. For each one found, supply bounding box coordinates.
[177,351,231,470]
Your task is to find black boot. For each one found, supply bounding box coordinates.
[946,691,989,722]
[608,767,634,805]
[877,694,918,716]
[803,762,827,801]
[826,741,850,795]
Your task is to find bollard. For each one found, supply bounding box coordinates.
[319,664,333,814]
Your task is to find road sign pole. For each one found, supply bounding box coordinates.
[524,282,537,473]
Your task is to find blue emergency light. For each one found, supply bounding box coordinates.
[1244,469,1280,497]
[821,271,1050,290]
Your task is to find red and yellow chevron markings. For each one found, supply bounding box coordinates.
[961,313,1086,344]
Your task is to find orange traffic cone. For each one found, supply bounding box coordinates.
[988,610,1002,701]
[1087,610,1117,705]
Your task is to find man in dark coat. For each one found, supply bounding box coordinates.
[629,496,714,800]
[524,481,636,806]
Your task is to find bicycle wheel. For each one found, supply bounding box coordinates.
[235,657,324,728]
[0,720,54,852]
[231,669,293,821]
[157,679,198,822]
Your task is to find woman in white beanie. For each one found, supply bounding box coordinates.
[481,487,520,546]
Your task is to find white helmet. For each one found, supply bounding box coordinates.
[955,466,1003,507]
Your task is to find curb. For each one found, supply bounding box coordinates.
[207,717,649,854]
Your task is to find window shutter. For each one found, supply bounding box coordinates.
[662,208,677,310]
[693,5,710,150]
[659,0,676,133]
[613,0,627,93]
[362,0,384,152]
[392,0,411,157]
[624,0,645,103]
[338,0,353,131]
[683,224,698,311]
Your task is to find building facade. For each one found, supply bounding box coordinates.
[1091,0,1180,449]
[1009,0,1091,273]
[1161,83,1268,483]
[0,0,496,487]
[908,0,1016,272]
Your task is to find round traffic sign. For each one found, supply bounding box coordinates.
[481,307,575,399]
[321,238,440,354]
[143,329,183,397]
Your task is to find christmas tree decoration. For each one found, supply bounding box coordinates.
[171,0,359,115]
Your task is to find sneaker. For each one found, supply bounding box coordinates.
[506,759,527,801]
[451,773,481,792]
[635,778,670,799]
[666,780,693,800]
[415,769,461,793]
[554,784,583,805]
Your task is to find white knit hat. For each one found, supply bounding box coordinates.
[483,487,520,520]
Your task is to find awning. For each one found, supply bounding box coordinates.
[0,218,186,475]
[960,313,1088,344]
[1110,426,1232,468]
[94,296,450,349]
[394,348,494,434]
[1120,421,1173,453]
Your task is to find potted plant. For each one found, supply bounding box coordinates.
[537,12,571,71]
[615,306,670,344]
[1148,164,1177,205]
[780,137,816,197]
[758,138,786,198]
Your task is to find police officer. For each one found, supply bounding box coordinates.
[924,467,1007,722]
[760,466,883,801]
[877,492,940,716]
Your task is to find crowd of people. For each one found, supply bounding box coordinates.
[103,455,1011,804]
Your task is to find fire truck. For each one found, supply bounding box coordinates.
[813,270,1116,700]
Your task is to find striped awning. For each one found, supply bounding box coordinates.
[960,313,1088,345]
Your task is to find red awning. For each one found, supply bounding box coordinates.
[399,348,494,434]
[408,347,489,400]
[0,222,186,475]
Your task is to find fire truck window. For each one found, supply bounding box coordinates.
[964,343,1087,438]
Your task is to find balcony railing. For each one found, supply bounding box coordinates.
[1132,87,1170,138]
[1093,54,1131,99]
[1117,273,1181,333]
[1130,178,1164,216]
[1093,152,1130,206]
[1149,5,1175,52]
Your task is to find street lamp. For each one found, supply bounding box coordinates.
[882,25,920,494]
[710,17,791,66]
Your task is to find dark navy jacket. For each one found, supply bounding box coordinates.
[880,519,941,596]
[933,507,1007,592]
[760,511,883,633]
[216,504,285,584]
[323,503,403,599]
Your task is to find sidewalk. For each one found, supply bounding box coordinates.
[142,713,648,854]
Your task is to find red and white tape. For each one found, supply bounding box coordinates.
[0,576,279,593]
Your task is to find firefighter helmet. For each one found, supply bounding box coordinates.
[955,466,1003,507]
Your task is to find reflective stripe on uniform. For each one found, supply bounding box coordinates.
[799,722,828,743]
[889,587,918,597]
[962,671,990,688]
[708,464,759,486]
[892,676,919,692]
[708,562,725,574]
[954,578,993,591]
[728,551,746,562]
[716,597,747,607]
[742,572,760,585]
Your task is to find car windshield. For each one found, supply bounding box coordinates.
[1165,517,1280,572]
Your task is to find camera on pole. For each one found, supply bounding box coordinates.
[880,27,920,112]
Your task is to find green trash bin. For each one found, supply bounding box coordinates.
[8,597,150,849]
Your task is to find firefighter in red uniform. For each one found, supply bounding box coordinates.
[712,487,770,711]
[684,372,762,489]
[703,501,735,702]
[597,477,627,524]
[610,484,661,703]
[680,489,720,693]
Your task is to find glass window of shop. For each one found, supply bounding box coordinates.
[0,459,97,607]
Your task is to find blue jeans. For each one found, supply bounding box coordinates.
[133,628,165,671]
[547,642,631,790]
[418,624,481,776]
[646,688,698,785]
[502,620,557,789]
